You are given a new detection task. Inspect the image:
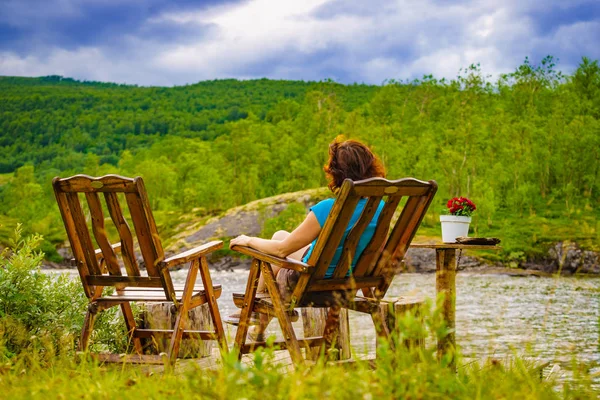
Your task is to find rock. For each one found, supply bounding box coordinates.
[404,247,436,272]
[403,246,486,273]
[169,187,330,255]
[547,241,600,274]
[208,255,251,271]
[57,245,72,260]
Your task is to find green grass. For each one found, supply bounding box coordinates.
[0,332,595,399]
[0,173,11,186]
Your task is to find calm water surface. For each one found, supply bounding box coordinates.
[53,270,599,366]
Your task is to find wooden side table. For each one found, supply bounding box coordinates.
[410,243,501,370]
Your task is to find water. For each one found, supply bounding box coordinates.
[52,269,600,366]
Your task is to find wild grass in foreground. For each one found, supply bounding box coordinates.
[0,229,596,399]
[0,341,596,399]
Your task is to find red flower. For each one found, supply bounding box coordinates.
[446,196,476,216]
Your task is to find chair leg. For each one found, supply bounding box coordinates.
[167,258,199,366]
[120,302,143,354]
[199,257,228,353]
[234,259,261,360]
[79,304,98,352]
[260,262,303,365]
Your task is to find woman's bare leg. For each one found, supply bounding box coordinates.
[256,230,308,292]
[252,230,309,338]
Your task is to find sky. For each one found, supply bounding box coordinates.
[0,0,599,86]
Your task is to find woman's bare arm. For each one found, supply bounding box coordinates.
[229,211,321,258]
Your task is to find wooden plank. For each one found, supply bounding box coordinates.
[332,196,381,279]
[167,257,199,365]
[302,307,328,360]
[93,353,166,364]
[125,191,160,276]
[350,176,433,189]
[55,174,138,193]
[65,192,102,276]
[134,329,216,340]
[199,257,228,352]
[234,259,261,358]
[436,248,456,371]
[164,242,224,268]
[352,185,430,197]
[52,179,95,298]
[85,192,121,276]
[104,192,140,276]
[128,178,175,303]
[376,188,437,295]
[87,275,163,287]
[95,242,121,259]
[306,276,384,292]
[410,243,502,250]
[353,195,401,279]
[310,186,360,281]
[260,261,303,364]
[230,245,312,273]
[78,309,97,351]
[95,291,213,304]
[240,337,325,354]
[120,302,143,353]
[371,195,425,284]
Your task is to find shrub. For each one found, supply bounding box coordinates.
[0,226,87,361]
[262,202,307,238]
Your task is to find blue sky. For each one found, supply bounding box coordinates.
[0,0,599,86]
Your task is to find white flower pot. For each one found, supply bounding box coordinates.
[440,215,471,243]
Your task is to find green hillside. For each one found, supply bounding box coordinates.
[0,56,599,263]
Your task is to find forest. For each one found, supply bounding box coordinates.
[0,56,599,263]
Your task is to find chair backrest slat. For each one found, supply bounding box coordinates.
[374,195,433,296]
[331,196,381,279]
[103,192,140,276]
[85,192,121,276]
[353,195,401,278]
[52,184,96,298]
[124,191,162,277]
[65,192,102,276]
[296,177,437,306]
[308,193,360,281]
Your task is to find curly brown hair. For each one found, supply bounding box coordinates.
[324,137,386,192]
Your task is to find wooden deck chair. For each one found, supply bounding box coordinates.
[52,174,228,366]
[231,177,437,365]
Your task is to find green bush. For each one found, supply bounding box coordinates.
[0,226,134,361]
[0,226,86,361]
[262,202,308,239]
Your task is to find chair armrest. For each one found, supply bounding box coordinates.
[163,241,223,268]
[230,245,313,273]
[94,243,122,261]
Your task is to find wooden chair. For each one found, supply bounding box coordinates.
[52,174,227,366]
[231,177,437,364]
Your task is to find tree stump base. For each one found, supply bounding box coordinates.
[377,296,425,350]
[139,302,214,358]
[301,307,350,361]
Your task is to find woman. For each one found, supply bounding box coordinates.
[229,137,386,339]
